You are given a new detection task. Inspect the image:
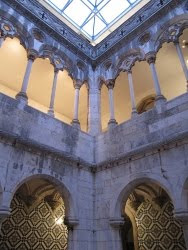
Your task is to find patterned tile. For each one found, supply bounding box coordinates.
[0,197,68,250]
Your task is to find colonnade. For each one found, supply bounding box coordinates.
[0,37,188,133]
[104,41,188,127]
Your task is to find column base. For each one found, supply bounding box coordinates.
[15,91,28,104]
[48,109,54,117]
[155,95,166,113]
[131,109,138,118]
[108,119,118,129]
[71,119,80,129]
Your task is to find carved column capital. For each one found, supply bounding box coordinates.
[27,50,38,61]
[146,52,156,64]
[73,79,82,89]
[106,79,115,89]
[54,68,59,73]
[64,216,79,230]
[109,217,125,228]
[127,69,132,74]
[174,210,188,225]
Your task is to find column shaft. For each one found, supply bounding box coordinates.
[149,62,162,97]
[21,57,34,93]
[108,88,115,120]
[48,69,59,116]
[73,88,80,120]
[0,37,4,48]
[127,71,137,115]
[175,42,188,90]
[88,87,101,135]
[16,55,35,101]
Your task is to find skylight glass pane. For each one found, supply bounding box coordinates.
[64,0,91,26]
[82,17,95,37]
[100,0,129,23]
[81,0,93,9]
[41,0,145,42]
[93,16,106,36]
[47,0,68,10]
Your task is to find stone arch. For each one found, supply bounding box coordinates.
[153,14,188,53]
[115,48,144,75]
[0,11,32,50]
[110,173,175,219]
[136,94,156,114]
[9,173,78,220]
[39,44,74,77]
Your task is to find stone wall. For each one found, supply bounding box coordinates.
[95,93,188,163]
[0,93,188,249]
[0,93,94,164]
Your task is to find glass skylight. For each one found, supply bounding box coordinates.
[43,0,143,42]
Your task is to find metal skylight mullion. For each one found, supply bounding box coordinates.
[61,0,73,12]
[92,15,96,39]
[80,12,94,29]
[81,0,110,29]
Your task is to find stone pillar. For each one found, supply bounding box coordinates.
[174,41,188,91]
[16,53,36,103]
[107,80,117,128]
[72,80,82,129]
[64,216,79,250]
[0,207,10,231]
[48,68,59,117]
[174,211,188,249]
[0,37,4,48]
[88,86,102,135]
[127,70,138,117]
[146,53,166,102]
[0,30,4,48]
[109,217,124,250]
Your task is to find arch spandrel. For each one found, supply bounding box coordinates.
[110,173,178,220]
[4,172,79,221]
[153,14,188,53]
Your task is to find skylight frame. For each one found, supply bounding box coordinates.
[42,0,144,42]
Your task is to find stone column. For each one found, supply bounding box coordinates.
[0,207,10,231]
[146,53,166,102]
[72,80,82,129]
[174,211,188,249]
[16,53,36,103]
[107,80,117,128]
[174,41,188,91]
[109,217,124,250]
[0,30,4,48]
[48,68,59,117]
[88,86,102,135]
[64,216,79,250]
[127,70,138,117]
[0,37,4,48]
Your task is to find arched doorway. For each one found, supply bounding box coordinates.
[122,182,186,250]
[0,178,68,249]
